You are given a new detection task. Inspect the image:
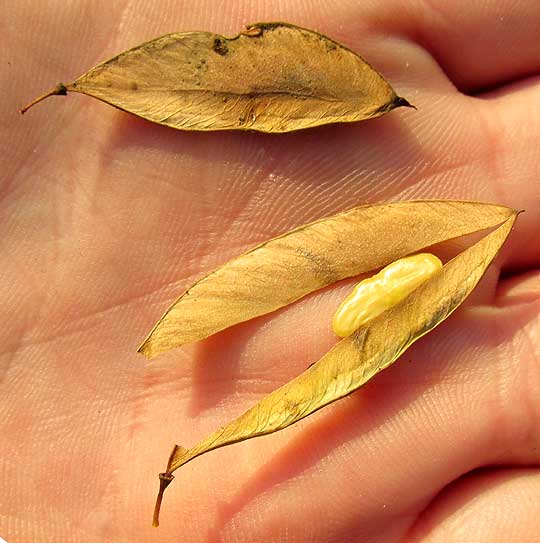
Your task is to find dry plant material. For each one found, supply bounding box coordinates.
[149,200,517,526]
[21,22,413,132]
[139,200,513,358]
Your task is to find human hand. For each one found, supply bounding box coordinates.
[2,1,539,541]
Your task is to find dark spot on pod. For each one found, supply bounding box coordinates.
[212,37,229,56]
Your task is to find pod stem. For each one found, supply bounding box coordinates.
[20,83,68,114]
[152,472,174,527]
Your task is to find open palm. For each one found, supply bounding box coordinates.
[2,1,539,542]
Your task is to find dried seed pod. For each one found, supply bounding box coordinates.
[21,22,413,132]
[138,201,514,359]
[149,203,518,527]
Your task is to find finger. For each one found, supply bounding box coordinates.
[409,468,540,542]
[474,77,540,271]
[388,0,540,92]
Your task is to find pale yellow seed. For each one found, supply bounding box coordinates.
[332,253,443,337]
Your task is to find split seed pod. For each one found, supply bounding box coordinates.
[146,200,518,526]
[21,22,413,132]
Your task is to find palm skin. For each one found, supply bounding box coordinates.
[2,1,540,542]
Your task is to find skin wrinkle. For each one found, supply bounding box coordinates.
[521,322,540,445]
[481,316,517,455]
[2,280,172,351]
[404,424,502,540]
[0,351,17,385]
[496,305,540,452]
[0,277,46,362]
[402,481,454,543]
